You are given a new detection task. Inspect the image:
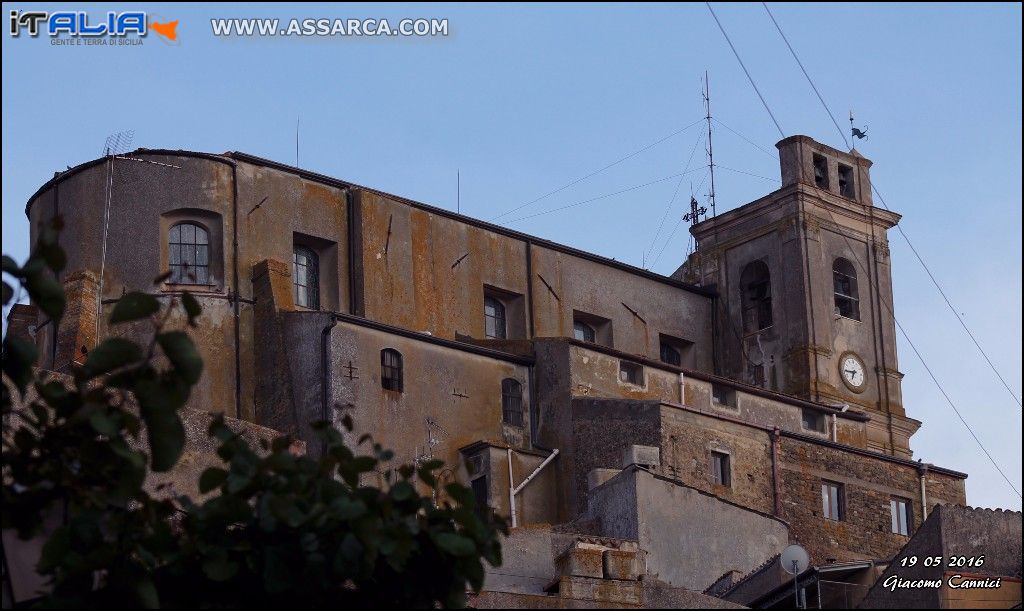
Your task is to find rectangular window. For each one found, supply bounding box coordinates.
[619,361,644,385]
[813,154,829,189]
[484,295,506,339]
[573,310,612,347]
[838,164,855,198]
[380,349,403,392]
[749,363,765,388]
[821,480,845,521]
[711,451,731,487]
[659,334,695,368]
[660,341,681,366]
[501,379,524,427]
[802,409,826,433]
[891,497,913,536]
[484,286,525,340]
[711,384,737,409]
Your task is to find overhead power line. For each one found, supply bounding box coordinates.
[706,2,785,138]
[644,132,705,267]
[716,164,779,183]
[761,1,1021,410]
[493,118,704,221]
[650,169,711,269]
[711,3,1021,499]
[872,185,1023,408]
[713,117,776,158]
[761,2,851,149]
[505,167,706,225]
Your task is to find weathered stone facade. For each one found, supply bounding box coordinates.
[13,135,985,607]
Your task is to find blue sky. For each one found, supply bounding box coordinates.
[2,3,1021,510]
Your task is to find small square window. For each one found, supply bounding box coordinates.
[619,361,644,385]
[711,384,737,409]
[822,480,845,521]
[813,154,829,189]
[838,164,855,198]
[711,451,731,487]
[802,409,826,434]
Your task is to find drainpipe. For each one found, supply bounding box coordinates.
[678,371,686,405]
[508,447,560,528]
[320,316,338,456]
[918,461,929,520]
[831,404,848,442]
[770,427,783,516]
[231,162,241,420]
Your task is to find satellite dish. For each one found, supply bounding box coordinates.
[781,544,810,575]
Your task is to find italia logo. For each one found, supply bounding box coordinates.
[8,10,178,43]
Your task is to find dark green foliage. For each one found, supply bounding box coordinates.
[162,417,504,608]
[2,220,505,608]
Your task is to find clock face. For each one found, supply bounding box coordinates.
[840,353,866,391]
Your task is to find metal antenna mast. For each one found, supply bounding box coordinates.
[97,130,134,340]
[703,72,717,218]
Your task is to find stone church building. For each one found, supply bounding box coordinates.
[13,135,1015,607]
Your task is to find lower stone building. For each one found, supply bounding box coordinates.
[7,133,1020,607]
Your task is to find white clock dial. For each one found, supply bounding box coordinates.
[841,355,865,388]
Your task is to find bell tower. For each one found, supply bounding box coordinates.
[683,135,919,457]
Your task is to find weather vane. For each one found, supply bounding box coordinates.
[850,111,868,141]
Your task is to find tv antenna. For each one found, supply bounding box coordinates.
[781,544,810,609]
[702,72,716,218]
[101,130,134,157]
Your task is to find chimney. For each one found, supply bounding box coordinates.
[54,270,100,373]
[5,304,40,346]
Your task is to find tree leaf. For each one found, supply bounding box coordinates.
[2,280,12,306]
[134,378,186,472]
[330,496,366,520]
[199,467,228,493]
[1,335,38,395]
[181,291,202,326]
[109,291,160,323]
[156,331,204,385]
[81,337,142,379]
[23,271,64,321]
[37,241,66,273]
[433,533,476,557]
[390,480,414,501]
[202,557,240,582]
[89,410,121,436]
[1,254,18,275]
[134,577,160,609]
